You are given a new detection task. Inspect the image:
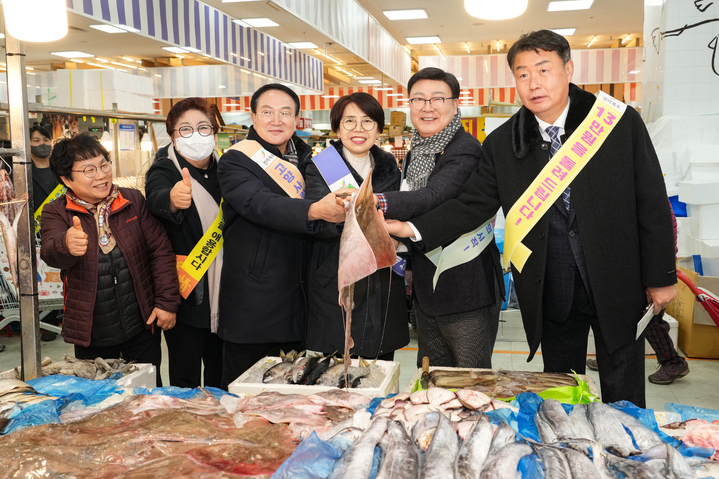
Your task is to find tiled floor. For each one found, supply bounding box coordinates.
[1,309,718,411]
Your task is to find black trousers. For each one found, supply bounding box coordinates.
[163,321,223,389]
[541,272,646,407]
[74,327,163,387]
[221,340,304,390]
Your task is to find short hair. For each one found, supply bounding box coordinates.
[507,29,572,71]
[329,92,385,133]
[251,84,301,115]
[50,132,109,183]
[29,125,52,141]
[407,67,460,99]
[166,97,219,136]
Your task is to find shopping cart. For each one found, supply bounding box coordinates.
[676,270,719,328]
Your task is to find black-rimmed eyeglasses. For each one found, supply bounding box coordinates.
[341,118,377,131]
[71,160,112,179]
[173,125,215,138]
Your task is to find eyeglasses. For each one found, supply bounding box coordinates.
[174,125,215,138]
[257,110,295,120]
[341,118,377,131]
[71,160,112,179]
[407,96,456,109]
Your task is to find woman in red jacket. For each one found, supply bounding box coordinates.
[40,133,180,385]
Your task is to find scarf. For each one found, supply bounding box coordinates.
[66,185,120,254]
[168,147,224,333]
[405,110,463,191]
[283,137,299,167]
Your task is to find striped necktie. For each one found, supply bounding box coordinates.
[546,126,571,211]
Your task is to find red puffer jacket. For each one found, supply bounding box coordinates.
[40,188,181,347]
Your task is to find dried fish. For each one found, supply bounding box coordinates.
[0,169,28,290]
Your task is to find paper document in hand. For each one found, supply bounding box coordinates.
[635,302,655,340]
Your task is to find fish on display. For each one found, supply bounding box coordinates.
[455,413,493,479]
[536,445,573,479]
[290,355,320,385]
[568,403,596,442]
[536,399,576,442]
[419,411,459,479]
[604,406,664,452]
[329,416,390,479]
[0,169,28,291]
[562,445,604,479]
[376,420,419,479]
[479,442,533,479]
[262,351,300,384]
[603,452,666,479]
[303,355,335,386]
[587,401,640,457]
[337,169,396,387]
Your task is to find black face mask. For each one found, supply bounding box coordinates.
[31,144,51,159]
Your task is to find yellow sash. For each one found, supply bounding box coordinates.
[176,204,224,299]
[230,140,306,199]
[34,184,67,233]
[504,91,627,272]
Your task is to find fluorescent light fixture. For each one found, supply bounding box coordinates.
[322,95,340,98]
[547,0,593,11]
[4,0,68,42]
[88,62,115,69]
[383,9,428,20]
[154,74,162,77]
[231,53,237,57]
[219,85,226,89]
[465,0,528,20]
[232,19,251,28]
[456,77,463,81]
[314,49,342,64]
[51,51,93,58]
[465,42,471,53]
[96,58,109,62]
[550,28,576,36]
[387,94,404,97]
[588,35,597,48]
[240,56,251,62]
[460,91,472,96]
[359,80,383,84]
[354,77,375,80]
[241,18,278,27]
[257,52,265,56]
[629,70,640,74]
[25,67,34,70]
[111,61,136,69]
[253,73,266,79]
[121,56,135,62]
[163,46,189,54]
[0,34,4,39]
[116,24,140,32]
[406,36,441,44]
[622,34,632,44]
[90,24,128,34]
[288,42,317,49]
[435,44,444,58]
[375,88,394,91]
[184,47,202,53]
[175,54,185,59]
[69,59,86,63]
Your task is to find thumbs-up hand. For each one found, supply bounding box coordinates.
[170,167,193,212]
[65,216,88,256]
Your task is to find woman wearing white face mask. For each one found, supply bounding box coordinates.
[145,97,224,389]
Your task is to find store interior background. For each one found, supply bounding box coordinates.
[0,0,718,410]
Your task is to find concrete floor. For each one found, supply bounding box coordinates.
[1,309,718,411]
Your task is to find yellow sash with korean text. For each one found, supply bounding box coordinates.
[34,184,67,233]
[230,140,305,199]
[176,204,224,299]
[504,91,627,272]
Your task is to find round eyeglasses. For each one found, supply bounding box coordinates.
[341,118,377,131]
[407,96,456,109]
[174,125,215,138]
[71,160,112,179]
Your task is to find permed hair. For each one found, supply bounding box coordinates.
[329,92,385,133]
[407,67,460,99]
[165,97,220,136]
[507,29,572,71]
[50,132,109,183]
[250,83,301,115]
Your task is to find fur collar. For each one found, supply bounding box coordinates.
[329,139,399,188]
[510,83,597,159]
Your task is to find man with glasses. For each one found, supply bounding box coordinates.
[217,84,345,388]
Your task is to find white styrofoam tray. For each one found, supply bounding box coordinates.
[1,363,155,390]
[228,357,400,399]
[403,367,600,400]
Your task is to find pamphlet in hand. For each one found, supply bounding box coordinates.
[635,302,655,340]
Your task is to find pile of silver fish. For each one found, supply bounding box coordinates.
[329,396,706,478]
[13,354,138,380]
[262,351,382,388]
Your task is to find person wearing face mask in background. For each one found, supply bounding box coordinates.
[145,97,224,388]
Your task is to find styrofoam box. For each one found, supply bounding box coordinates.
[587,315,678,356]
[1,363,155,389]
[679,180,719,205]
[688,204,719,240]
[228,357,400,399]
[402,367,600,400]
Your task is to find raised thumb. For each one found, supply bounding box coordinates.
[72,216,83,232]
[182,168,192,188]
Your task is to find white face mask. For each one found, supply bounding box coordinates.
[175,132,216,162]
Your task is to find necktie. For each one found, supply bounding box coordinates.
[546,126,571,211]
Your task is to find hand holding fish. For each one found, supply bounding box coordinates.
[170,168,193,212]
[65,216,88,256]
[384,219,414,238]
[308,191,346,223]
[146,307,176,330]
[334,188,357,206]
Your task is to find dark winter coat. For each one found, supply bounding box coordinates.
[304,141,409,356]
[383,128,504,316]
[40,188,181,347]
[411,84,676,358]
[217,128,316,344]
[145,147,221,329]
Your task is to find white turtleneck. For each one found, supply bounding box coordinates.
[344,149,373,180]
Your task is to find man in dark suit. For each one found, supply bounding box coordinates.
[386,30,677,407]
[217,84,344,389]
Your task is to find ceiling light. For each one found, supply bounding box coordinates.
[456,77,463,81]
[314,49,342,64]
[257,52,265,56]
[88,62,115,69]
[550,28,576,36]
[322,95,339,98]
[547,0,593,11]
[116,24,140,33]
[154,74,162,77]
[4,0,68,42]
[241,18,278,27]
[232,19,251,28]
[387,94,404,97]
[25,66,34,70]
[122,56,135,62]
[375,88,394,91]
[288,42,317,49]
[90,24,128,34]
[588,35,597,47]
[435,44,444,58]
[460,91,472,95]
[465,0,527,20]
[406,36,441,45]
[96,58,109,62]
[141,133,152,151]
[465,42,471,53]
[219,85,226,88]
[240,56,251,62]
[69,59,86,63]
[629,70,640,74]
[175,54,185,59]
[163,46,189,54]
[359,80,382,84]
[354,77,375,80]
[383,9,428,20]
[184,47,202,53]
[0,34,4,39]
[622,34,632,44]
[51,51,93,58]
[111,61,136,69]
[254,73,266,78]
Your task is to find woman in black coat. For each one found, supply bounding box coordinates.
[304,93,409,360]
[145,97,223,388]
